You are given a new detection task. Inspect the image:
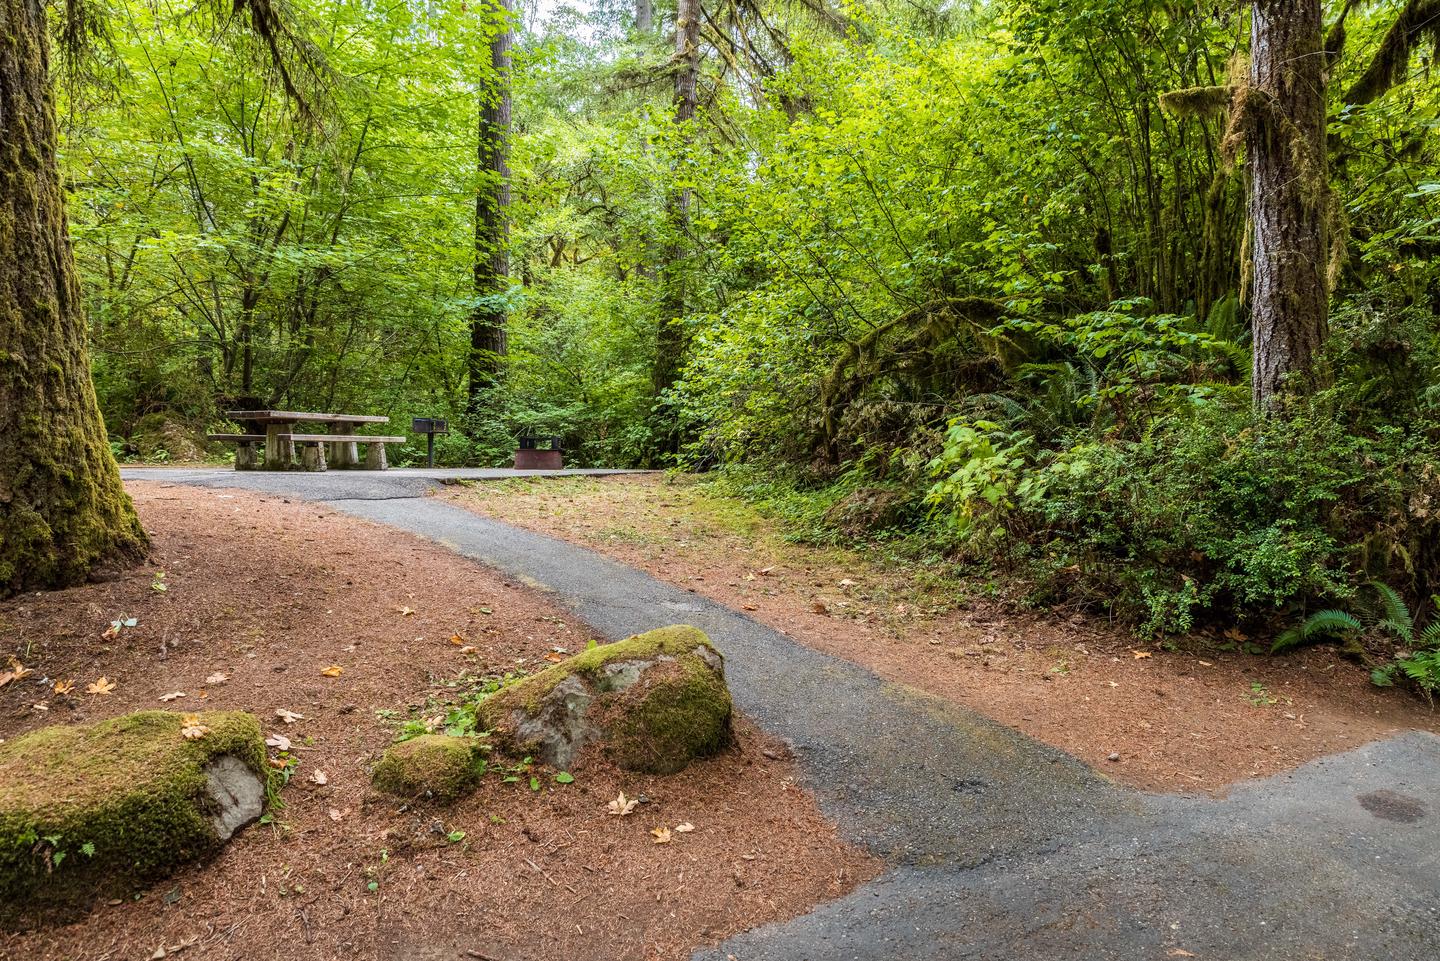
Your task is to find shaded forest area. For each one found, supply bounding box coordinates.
[18,0,1440,672]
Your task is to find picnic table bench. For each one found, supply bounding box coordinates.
[209,410,405,471]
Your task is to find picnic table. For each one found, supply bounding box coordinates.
[209,410,405,471]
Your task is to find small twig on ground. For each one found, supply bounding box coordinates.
[524,856,560,887]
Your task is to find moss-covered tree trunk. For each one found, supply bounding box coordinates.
[0,0,147,596]
[1247,0,1330,408]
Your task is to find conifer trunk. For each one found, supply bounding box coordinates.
[468,0,513,405]
[0,0,147,597]
[1247,0,1330,407]
[649,0,701,456]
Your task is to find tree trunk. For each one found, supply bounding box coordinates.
[1247,0,1329,408]
[468,0,513,407]
[0,0,147,597]
[649,0,701,456]
[635,0,654,33]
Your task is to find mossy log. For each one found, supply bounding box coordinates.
[475,625,733,775]
[0,710,267,926]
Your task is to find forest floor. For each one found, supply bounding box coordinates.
[442,473,1440,795]
[0,483,875,961]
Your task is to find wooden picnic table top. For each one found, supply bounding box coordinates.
[226,410,390,424]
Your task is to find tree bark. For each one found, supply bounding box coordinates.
[649,0,701,453]
[1247,0,1330,408]
[0,0,147,597]
[635,0,654,33]
[468,0,513,406]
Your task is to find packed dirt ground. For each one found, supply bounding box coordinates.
[443,473,1440,795]
[0,483,875,961]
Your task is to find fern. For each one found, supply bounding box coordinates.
[1271,609,1362,653]
[1364,582,1413,638]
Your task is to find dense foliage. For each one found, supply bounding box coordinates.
[65,0,1439,656]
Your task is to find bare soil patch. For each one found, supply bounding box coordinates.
[443,474,1440,795]
[0,482,875,961]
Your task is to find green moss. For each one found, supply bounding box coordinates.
[475,625,733,774]
[372,735,485,804]
[488,625,719,711]
[599,655,733,774]
[0,710,266,923]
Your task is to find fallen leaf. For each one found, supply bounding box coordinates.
[54,679,75,695]
[396,606,415,616]
[159,691,186,702]
[607,792,638,816]
[0,672,14,689]
[1223,627,1248,642]
[651,826,672,844]
[319,665,344,678]
[265,733,292,751]
[458,645,477,655]
[7,657,32,680]
[1132,651,1153,660]
[267,757,290,770]
[102,623,121,640]
[675,822,695,833]
[811,601,830,615]
[87,676,117,696]
[275,709,305,724]
[838,578,857,588]
[327,807,347,822]
[206,672,228,685]
[448,634,466,646]
[309,769,329,786]
[543,652,565,663]
[180,714,210,740]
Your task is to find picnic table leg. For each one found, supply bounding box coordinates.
[364,442,388,470]
[329,421,360,469]
[235,442,257,471]
[300,442,327,472]
[264,423,295,470]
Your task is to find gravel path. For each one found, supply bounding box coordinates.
[126,468,1440,960]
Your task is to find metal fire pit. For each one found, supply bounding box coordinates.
[514,434,563,470]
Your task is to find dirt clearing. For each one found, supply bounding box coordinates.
[0,482,875,961]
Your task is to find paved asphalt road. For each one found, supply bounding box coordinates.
[123,468,1440,961]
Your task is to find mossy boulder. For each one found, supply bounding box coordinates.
[0,710,266,925]
[126,412,208,462]
[475,625,733,775]
[372,735,486,803]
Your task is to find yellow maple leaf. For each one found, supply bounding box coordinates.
[320,665,344,677]
[1132,651,1153,660]
[651,826,672,844]
[180,714,211,740]
[86,677,117,695]
[53,679,75,695]
[448,634,466,646]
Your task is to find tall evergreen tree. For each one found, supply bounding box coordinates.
[469,0,514,404]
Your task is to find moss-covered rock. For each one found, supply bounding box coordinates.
[475,625,733,775]
[0,710,266,925]
[372,735,486,803]
[126,413,208,462]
